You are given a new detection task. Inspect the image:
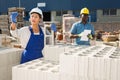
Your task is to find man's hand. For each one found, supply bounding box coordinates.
[78,32,83,38]
[87,34,93,40]
[78,33,82,37]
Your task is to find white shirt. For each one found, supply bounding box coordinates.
[10,26,44,48]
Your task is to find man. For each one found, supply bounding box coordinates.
[70,7,95,45]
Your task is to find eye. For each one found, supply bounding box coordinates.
[35,16,38,18]
[31,15,34,18]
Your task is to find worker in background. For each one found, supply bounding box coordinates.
[10,7,44,64]
[69,7,95,45]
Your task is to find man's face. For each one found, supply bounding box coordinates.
[81,14,89,22]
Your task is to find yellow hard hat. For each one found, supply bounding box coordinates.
[80,7,89,15]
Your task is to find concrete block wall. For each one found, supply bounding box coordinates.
[0,47,23,80]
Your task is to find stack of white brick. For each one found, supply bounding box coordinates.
[44,45,65,62]
[0,47,23,80]
[59,45,106,80]
[12,45,120,80]
[60,45,120,80]
[108,48,120,80]
[44,44,90,62]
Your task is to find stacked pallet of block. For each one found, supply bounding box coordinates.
[0,15,10,35]
[59,45,120,80]
[12,45,120,80]
[8,7,25,29]
[0,47,23,80]
[62,14,80,43]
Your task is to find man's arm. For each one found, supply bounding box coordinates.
[69,33,80,39]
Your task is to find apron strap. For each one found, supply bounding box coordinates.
[29,25,42,34]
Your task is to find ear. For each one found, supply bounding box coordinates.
[39,19,43,23]
[81,14,84,17]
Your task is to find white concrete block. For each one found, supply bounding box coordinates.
[44,45,65,62]
[0,47,23,80]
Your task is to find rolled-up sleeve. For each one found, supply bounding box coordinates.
[70,23,77,34]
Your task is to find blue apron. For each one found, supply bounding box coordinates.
[20,26,44,64]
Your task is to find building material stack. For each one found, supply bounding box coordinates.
[62,14,80,43]
[12,58,59,80]
[0,34,12,47]
[44,44,80,62]
[44,21,61,45]
[12,45,120,80]
[8,7,25,29]
[0,15,10,35]
[0,47,23,80]
[59,45,116,80]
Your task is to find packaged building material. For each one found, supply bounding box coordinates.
[102,35,118,42]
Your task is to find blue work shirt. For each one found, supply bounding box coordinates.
[70,21,95,45]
